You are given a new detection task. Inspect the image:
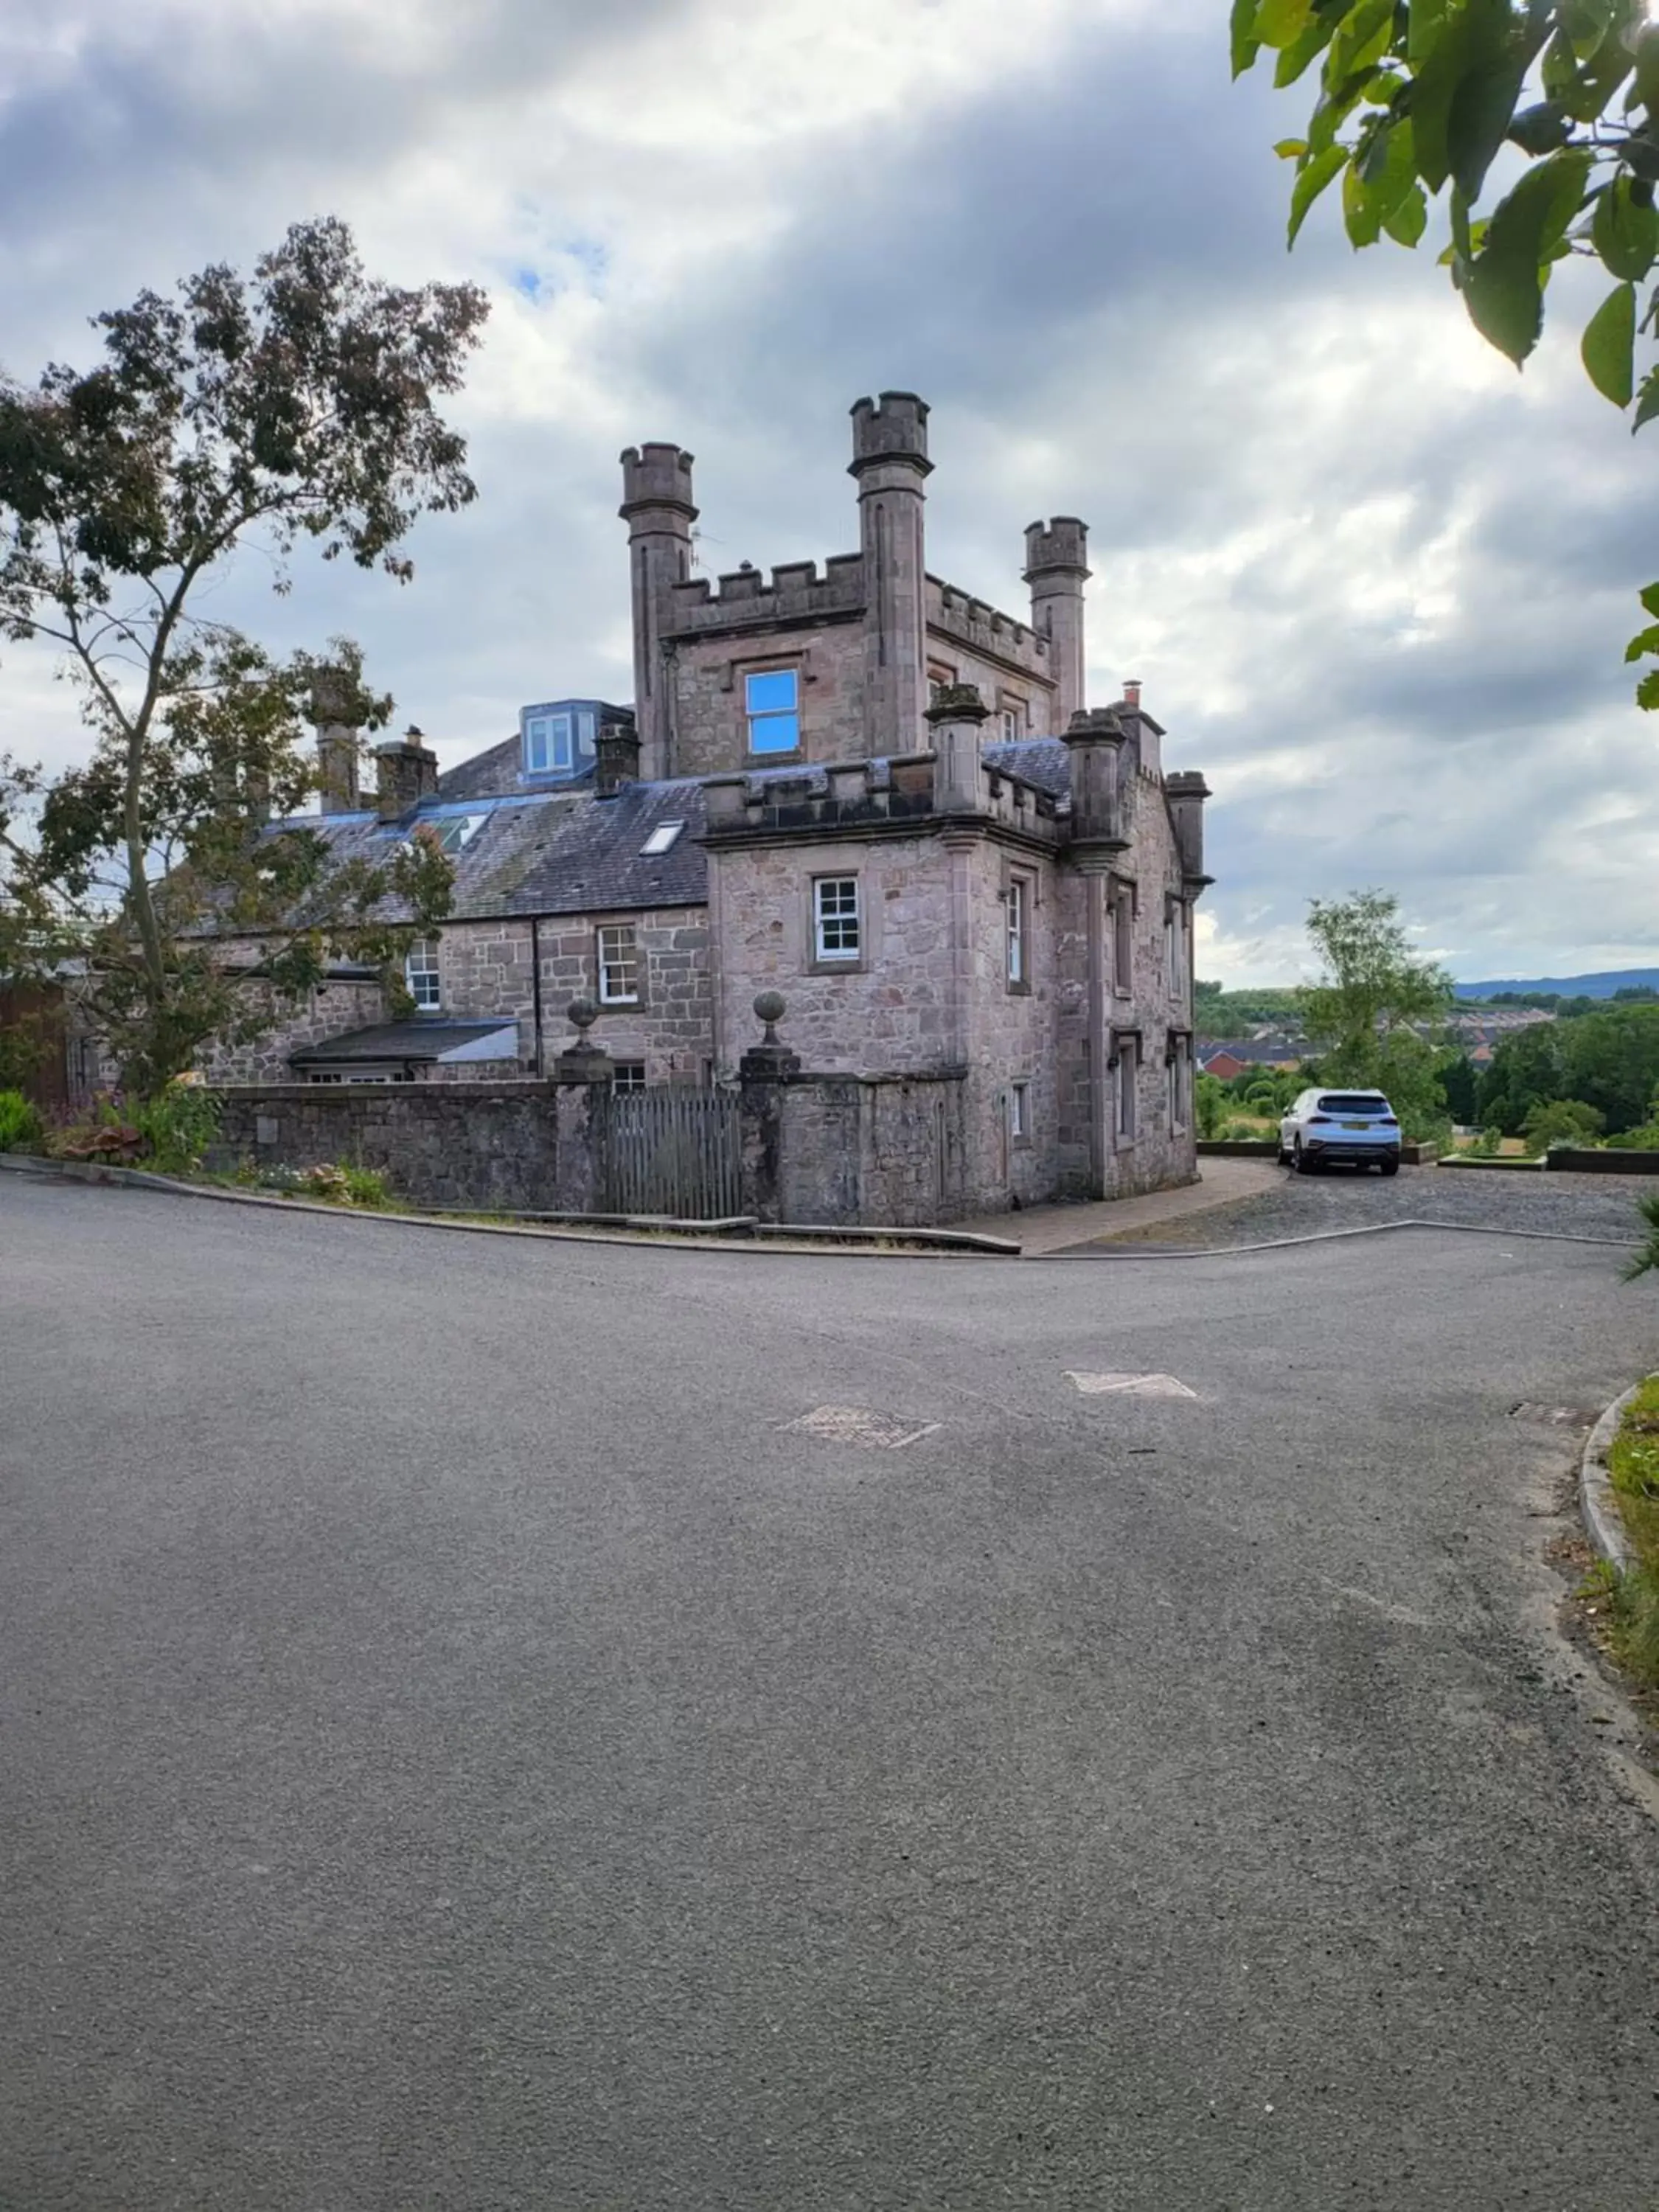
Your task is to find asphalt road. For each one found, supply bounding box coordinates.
[3,1176,1658,2211]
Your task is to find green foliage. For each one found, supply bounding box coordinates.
[1625,1189,1659,1279]
[1479,1005,1659,1133]
[131,1082,221,1175]
[0,1087,44,1152]
[255,1159,392,1208]
[1236,0,1659,708]
[1196,1071,1231,1138]
[1585,1377,1659,1689]
[1296,888,1453,1140]
[0,219,483,1091]
[1192,981,1305,1034]
[1463,1123,1504,1155]
[1437,1050,1479,1122]
[1521,1095,1605,1150]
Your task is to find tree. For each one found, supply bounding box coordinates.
[1523,1094,1605,1148]
[0,218,488,1093]
[1437,1048,1480,1121]
[1475,1015,1568,1127]
[1558,1000,1659,1126]
[1233,0,1659,707]
[1297,887,1454,1136]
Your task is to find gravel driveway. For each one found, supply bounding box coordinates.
[1090,1164,1652,1248]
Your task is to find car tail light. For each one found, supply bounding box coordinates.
[1307,1114,1333,1124]
[1380,1116,1399,1127]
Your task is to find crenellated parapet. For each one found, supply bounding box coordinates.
[698,737,1065,848]
[619,442,698,520]
[926,577,1052,679]
[664,553,865,638]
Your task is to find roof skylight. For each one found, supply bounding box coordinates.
[640,820,685,857]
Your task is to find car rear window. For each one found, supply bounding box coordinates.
[1317,1094,1389,1114]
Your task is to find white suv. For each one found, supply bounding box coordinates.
[1279,1088,1402,1175]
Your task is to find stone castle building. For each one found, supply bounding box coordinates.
[202,393,1212,1220]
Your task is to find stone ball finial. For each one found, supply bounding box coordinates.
[567,997,599,1035]
[753,990,786,1045]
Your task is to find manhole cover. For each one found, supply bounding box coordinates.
[1066,1371,1199,1399]
[1509,1403,1596,1427]
[784,1405,941,1450]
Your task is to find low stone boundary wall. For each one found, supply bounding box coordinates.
[217,1082,564,1212]
[1545,1147,1659,1175]
[1197,1139,1278,1158]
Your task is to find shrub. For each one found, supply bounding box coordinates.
[256,1160,392,1208]
[132,1082,222,1175]
[0,1089,44,1153]
[1522,1097,1604,1154]
[1464,1124,1503,1158]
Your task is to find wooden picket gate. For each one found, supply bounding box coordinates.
[599,1086,743,1220]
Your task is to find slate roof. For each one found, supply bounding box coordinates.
[437,737,597,804]
[291,1018,515,1067]
[263,776,710,924]
[983,737,1071,798]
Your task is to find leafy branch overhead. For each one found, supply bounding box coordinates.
[1234,0,1659,709]
[0,219,487,1093]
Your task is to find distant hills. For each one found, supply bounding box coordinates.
[1453,969,1659,1001]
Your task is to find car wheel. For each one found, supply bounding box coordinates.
[1380,1159,1399,1178]
[1293,1138,1315,1175]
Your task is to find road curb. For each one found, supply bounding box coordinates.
[1038,1217,1638,1258]
[1581,1384,1642,1574]
[0,1152,1020,1259]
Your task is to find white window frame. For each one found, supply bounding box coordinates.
[1114,1033,1138,1146]
[1009,1081,1030,1144]
[525,711,574,776]
[1006,874,1029,990]
[813,876,861,964]
[744,668,801,757]
[1169,1035,1190,1135]
[596,923,640,1006]
[613,1060,647,1092]
[1110,880,1135,998]
[405,937,441,1012]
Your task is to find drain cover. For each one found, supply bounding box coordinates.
[784,1405,942,1450]
[1509,1403,1596,1427]
[1066,1371,1199,1399]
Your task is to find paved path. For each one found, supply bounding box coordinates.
[4,1176,1658,2211]
[1084,1161,1652,1250]
[955,1153,1284,1253]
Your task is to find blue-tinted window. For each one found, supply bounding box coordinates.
[524,712,574,775]
[745,668,799,755]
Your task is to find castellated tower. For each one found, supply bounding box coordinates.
[849,393,931,755]
[619,442,698,781]
[1023,517,1090,731]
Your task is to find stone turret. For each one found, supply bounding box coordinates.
[620,442,698,781]
[926,682,990,813]
[1062,707,1128,855]
[850,392,931,757]
[1164,771,1212,886]
[1023,517,1090,731]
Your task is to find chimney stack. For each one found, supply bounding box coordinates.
[310,667,362,816]
[594,714,641,798]
[375,726,440,819]
[1123,679,1141,709]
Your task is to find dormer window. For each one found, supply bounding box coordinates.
[526,711,573,775]
[521,702,599,779]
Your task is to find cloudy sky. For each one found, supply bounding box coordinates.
[3,0,1654,984]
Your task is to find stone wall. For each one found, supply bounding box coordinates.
[775,1073,966,1227]
[708,833,959,1079]
[217,1081,562,1211]
[197,971,388,1087]
[204,908,713,1088]
[664,621,868,778]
